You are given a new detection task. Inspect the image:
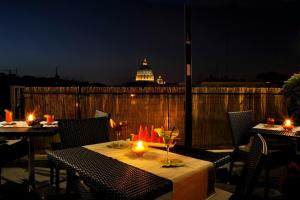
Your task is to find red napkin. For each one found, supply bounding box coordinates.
[144,126,151,142]
[138,125,143,140]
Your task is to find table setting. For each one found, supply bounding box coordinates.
[253,118,300,136]
[0,109,59,191]
[83,134,214,200]
[106,125,184,168]
[0,110,58,128]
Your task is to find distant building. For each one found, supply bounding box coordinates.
[156,75,166,85]
[135,58,154,82]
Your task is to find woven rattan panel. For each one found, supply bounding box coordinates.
[47,147,172,200]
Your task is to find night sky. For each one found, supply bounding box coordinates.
[0,0,300,85]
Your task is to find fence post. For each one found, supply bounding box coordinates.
[76,86,82,119]
[10,86,25,120]
[184,4,192,149]
[248,93,251,110]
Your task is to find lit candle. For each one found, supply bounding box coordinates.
[283,119,294,131]
[132,140,148,156]
[27,114,34,121]
[26,113,36,125]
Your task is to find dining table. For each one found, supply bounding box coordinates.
[0,121,58,190]
[47,141,215,200]
[251,123,300,153]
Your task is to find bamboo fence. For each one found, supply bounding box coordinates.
[21,86,286,151]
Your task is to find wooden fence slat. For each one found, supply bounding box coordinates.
[22,86,286,151]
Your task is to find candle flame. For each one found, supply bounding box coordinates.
[284,119,292,126]
[137,141,143,148]
[27,113,35,121]
[132,140,147,156]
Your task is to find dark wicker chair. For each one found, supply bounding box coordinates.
[51,116,110,193]
[59,117,109,149]
[50,111,111,186]
[228,110,293,199]
[228,110,254,180]
[211,134,268,200]
[0,138,28,184]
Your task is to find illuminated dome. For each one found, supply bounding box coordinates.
[135,58,154,82]
[156,75,166,84]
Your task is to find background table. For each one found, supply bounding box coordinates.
[252,123,300,153]
[0,121,58,189]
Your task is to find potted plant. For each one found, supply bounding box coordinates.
[282,72,300,124]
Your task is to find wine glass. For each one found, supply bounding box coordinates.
[157,129,179,165]
[115,130,121,147]
[112,120,127,147]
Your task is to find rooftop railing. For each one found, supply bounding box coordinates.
[11,86,286,151]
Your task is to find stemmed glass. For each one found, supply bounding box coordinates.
[157,128,179,165]
[110,120,127,147]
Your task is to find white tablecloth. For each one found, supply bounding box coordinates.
[0,121,58,128]
[253,123,300,132]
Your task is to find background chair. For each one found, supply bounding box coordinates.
[228,110,293,199]
[0,138,28,184]
[227,110,254,181]
[59,117,109,149]
[94,110,110,119]
[50,110,111,186]
[51,117,110,194]
[210,134,268,200]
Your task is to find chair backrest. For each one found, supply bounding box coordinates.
[230,134,268,200]
[228,110,254,148]
[94,110,110,120]
[59,117,109,149]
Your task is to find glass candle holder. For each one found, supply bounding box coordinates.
[132,140,148,156]
[282,119,294,131]
[26,113,36,126]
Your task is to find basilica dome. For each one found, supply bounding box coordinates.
[135,58,154,82]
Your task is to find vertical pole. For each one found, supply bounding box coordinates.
[77,86,81,119]
[12,86,25,120]
[184,4,192,149]
[167,94,170,130]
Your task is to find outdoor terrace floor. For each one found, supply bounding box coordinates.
[0,155,294,200]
